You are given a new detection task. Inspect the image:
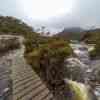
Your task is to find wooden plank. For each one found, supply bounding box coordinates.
[13,74,37,84]
[13,75,38,88]
[32,88,50,100]
[14,78,41,94]
[13,81,43,99]
[21,85,47,100]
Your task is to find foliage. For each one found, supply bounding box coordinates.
[25,38,72,73]
[0,16,33,36]
[24,33,50,53]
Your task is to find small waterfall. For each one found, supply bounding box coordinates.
[68,43,91,81]
[65,57,89,83]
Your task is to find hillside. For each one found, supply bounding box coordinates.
[0,16,34,36]
[0,16,49,50]
[55,27,85,40]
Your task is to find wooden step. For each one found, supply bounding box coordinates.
[19,84,47,100]
[13,75,38,89]
[31,88,50,100]
[13,73,37,84]
[12,70,35,79]
[13,78,40,94]
[42,93,54,100]
[13,81,43,99]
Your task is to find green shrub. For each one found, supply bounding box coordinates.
[25,39,72,73]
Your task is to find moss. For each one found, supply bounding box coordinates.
[68,80,90,100]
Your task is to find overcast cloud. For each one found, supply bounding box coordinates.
[0,0,100,32]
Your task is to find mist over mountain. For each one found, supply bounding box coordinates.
[62,27,84,33]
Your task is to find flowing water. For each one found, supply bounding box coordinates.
[65,42,100,100]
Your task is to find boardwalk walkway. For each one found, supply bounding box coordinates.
[10,49,54,100]
[0,35,54,100]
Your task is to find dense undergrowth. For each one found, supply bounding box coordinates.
[25,38,72,73]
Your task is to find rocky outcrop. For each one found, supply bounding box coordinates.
[0,36,20,53]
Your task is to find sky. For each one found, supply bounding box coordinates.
[0,0,100,32]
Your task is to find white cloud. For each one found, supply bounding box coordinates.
[18,0,75,20]
[0,0,100,32]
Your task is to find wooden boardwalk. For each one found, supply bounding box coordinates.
[0,35,54,100]
[10,47,54,100]
[2,35,54,100]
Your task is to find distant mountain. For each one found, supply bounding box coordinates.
[82,28,100,43]
[61,27,84,33]
[55,27,85,40]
